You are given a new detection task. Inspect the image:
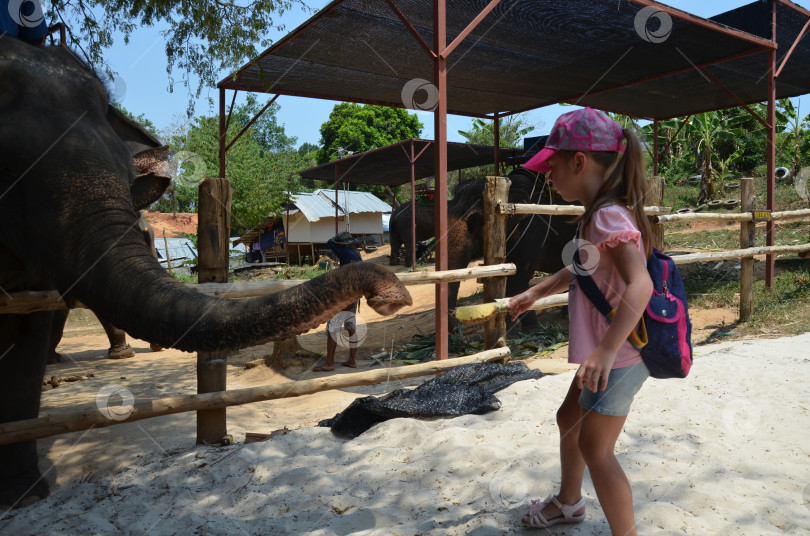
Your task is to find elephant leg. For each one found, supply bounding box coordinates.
[0,312,52,507]
[46,309,69,364]
[403,237,414,268]
[389,234,401,266]
[99,315,135,359]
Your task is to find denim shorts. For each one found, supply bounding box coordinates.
[578,360,649,417]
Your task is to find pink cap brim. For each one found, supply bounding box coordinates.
[523,147,557,172]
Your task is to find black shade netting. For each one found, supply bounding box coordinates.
[318,362,545,439]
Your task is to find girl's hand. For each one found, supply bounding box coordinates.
[576,347,617,392]
[506,290,535,321]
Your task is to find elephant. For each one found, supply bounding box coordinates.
[444,168,578,332]
[388,201,436,267]
[0,38,412,508]
[47,215,162,364]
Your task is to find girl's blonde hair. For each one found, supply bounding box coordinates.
[561,128,652,258]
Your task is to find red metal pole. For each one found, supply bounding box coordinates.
[334,165,339,236]
[765,4,777,290]
[653,120,659,177]
[219,88,226,179]
[411,140,417,269]
[493,112,500,172]
[434,0,448,360]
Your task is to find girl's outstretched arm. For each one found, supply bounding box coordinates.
[576,240,653,393]
[507,267,570,321]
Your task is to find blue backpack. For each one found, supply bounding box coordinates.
[574,246,693,379]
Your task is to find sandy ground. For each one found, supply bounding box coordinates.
[1,330,808,535]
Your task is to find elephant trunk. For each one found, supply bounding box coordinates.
[45,191,411,352]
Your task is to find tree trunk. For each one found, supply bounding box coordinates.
[698,147,714,205]
[266,336,317,370]
[385,186,401,208]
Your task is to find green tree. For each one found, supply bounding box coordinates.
[153,103,306,234]
[317,103,423,163]
[775,99,810,179]
[457,115,534,148]
[43,1,308,113]
[683,111,747,203]
[234,94,298,154]
[317,103,423,203]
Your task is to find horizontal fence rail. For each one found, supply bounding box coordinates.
[654,208,810,223]
[498,204,671,216]
[0,347,511,445]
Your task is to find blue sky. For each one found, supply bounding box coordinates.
[103,0,809,147]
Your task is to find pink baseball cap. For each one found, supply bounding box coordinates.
[523,107,626,173]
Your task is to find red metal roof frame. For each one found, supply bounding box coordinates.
[217,0,787,120]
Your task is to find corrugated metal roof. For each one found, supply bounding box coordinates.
[290,192,339,222]
[153,238,197,266]
[314,189,392,214]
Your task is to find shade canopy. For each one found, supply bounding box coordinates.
[298,139,522,187]
[219,0,810,120]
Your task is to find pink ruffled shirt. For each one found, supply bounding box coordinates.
[567,204,646,369]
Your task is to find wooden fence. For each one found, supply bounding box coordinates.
[497,177,810,322]
[3,176,808,446]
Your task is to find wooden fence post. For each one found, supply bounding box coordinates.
[649,176,665,251]
[196,177,231,445]
[483,176,510,352]
[739,178,755,322]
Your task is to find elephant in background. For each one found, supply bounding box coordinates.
[445,168,578,332]
[388,201,436,267]
[0,38,411,508]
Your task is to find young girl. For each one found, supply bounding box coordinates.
[507,107,653,535]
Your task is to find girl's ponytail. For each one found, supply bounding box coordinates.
[577,128,652,258]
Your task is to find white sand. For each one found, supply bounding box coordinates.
[2,334,810,535]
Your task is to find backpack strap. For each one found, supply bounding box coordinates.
[573,231,648,350]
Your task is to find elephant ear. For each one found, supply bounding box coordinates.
[106,105,164,157]
[131,146,171,211]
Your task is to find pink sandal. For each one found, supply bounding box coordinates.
[522,494,586,528]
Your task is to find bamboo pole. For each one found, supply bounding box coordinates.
[655,212,753,223]
[0,347,511,446]
[739,178,755,322]
[483,176,509,351]
[163,229,173,276]
[495,293,570,312]
[196,177,231,445]
[0,264,519,314]
[499,204,670,216]
[654,208,810,224]
[669,243,810,264]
